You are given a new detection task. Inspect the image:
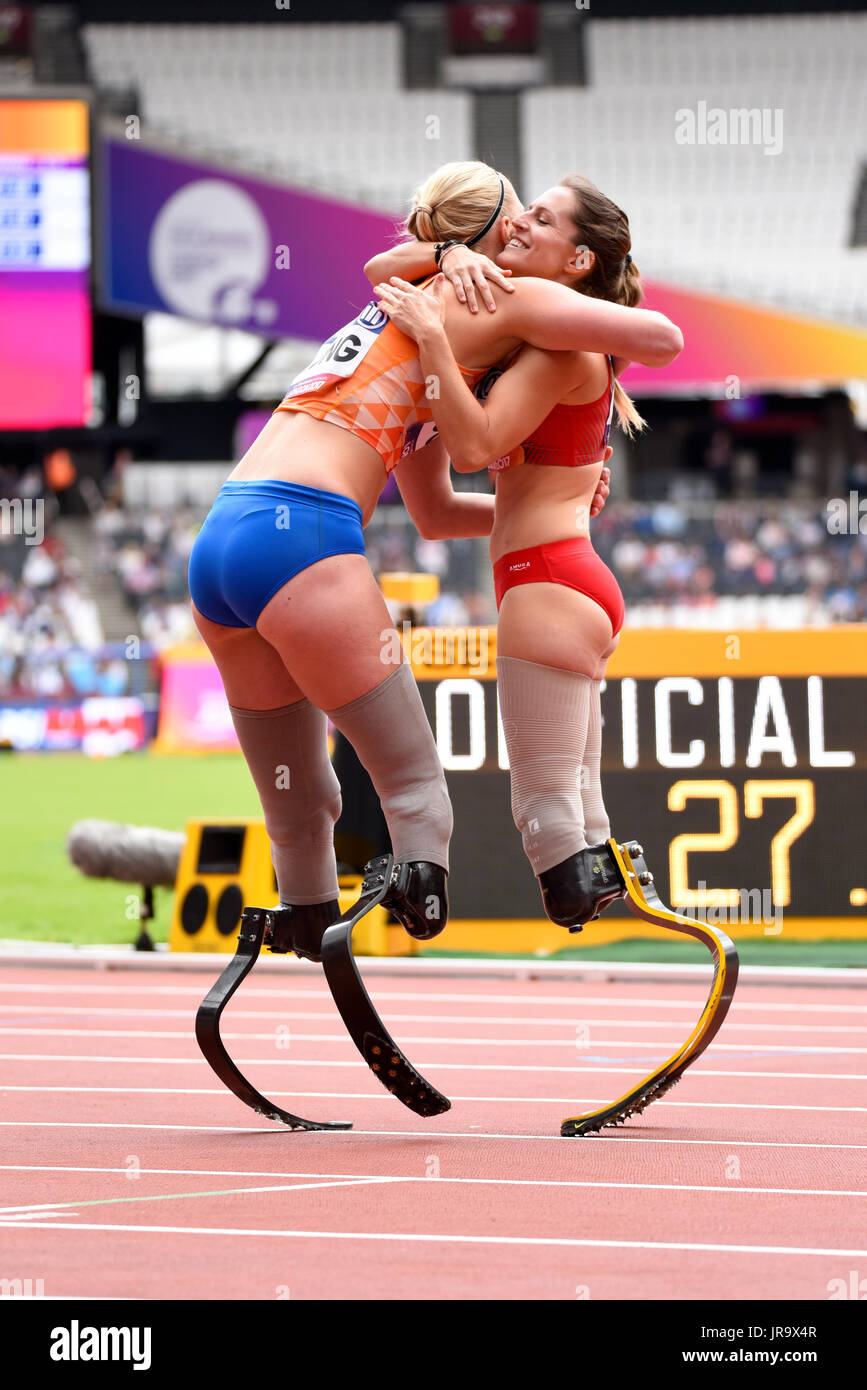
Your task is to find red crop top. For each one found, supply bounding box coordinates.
[481,356,616,473]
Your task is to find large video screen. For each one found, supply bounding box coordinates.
[0,98,91,428]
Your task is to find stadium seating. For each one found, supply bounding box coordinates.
[524,14,867,323]
[82,22,472,212]
[81,16,867,321]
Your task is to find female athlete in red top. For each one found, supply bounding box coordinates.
[188,161,680,944]
[372,173,673,927]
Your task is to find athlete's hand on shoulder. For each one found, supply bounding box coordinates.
[438,245,514,315]
[374,275,447,344]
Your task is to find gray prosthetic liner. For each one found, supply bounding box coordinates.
[326,661,452,871]
[229,699,341,905]
[496,655,592,875]
[581,679,612,847]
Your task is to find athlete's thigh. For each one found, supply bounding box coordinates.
[496,582,618,679]
[256,553,401,709]
[192,604,305,710]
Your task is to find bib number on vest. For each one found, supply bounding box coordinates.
[285,300,389,398]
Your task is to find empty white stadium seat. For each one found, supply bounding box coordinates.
[523,15,867,323]
[83,22,471,213]
[81,16,866,323]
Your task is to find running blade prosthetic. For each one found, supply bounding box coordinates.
[321,854,450,1118]
[561,838,739,1137]
[195,904,352,1130]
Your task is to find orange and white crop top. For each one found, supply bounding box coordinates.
[275,280,489,475]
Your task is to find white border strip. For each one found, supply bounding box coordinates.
[1,1163,864,1200]
[0,1219,863,1258]
[1,942,865,987]
[1,1121,865,1150]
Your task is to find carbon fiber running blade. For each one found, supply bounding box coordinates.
[195,908,351,1131]
[321,855,450,1118]
[560,839,739,1138]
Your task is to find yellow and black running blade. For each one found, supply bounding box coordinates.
[321,855,450,1118]
[195,908,352,1130]
[561,838,739,1138]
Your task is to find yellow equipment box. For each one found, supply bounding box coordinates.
[168,818,414,956]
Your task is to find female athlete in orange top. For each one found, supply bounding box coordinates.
[371,172,675,927]
[187,161,681,947]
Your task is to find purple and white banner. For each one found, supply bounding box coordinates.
[98,134,401,340]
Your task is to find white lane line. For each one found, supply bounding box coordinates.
[1,1090,863,1112]
[1,1120,864,1149]
[1,982,862,1014]
[2,1032,865,1052]
[0,1220,863,1259]
[0,1176,398,1219]
[0,1210,78,1222]
[0,1004,861,1034]
[3,1061,861,1084]
[0,1164,861,1200]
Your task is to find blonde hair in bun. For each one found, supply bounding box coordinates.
[406,161,507,246]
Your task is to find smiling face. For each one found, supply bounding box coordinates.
[496,184,591,283]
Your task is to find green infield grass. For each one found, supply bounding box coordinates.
[0,751,259,944]
[1,750,864,966]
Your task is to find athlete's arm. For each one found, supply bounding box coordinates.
[431,340,579,474]
[376,275,596,472]
[364,241,436,286]
[500,277,682,366]
[378,272,682,368]
[393,436,495,538]
[364,241,513,313]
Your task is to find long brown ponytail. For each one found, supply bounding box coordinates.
[559,173,646,437]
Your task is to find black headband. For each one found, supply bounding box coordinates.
[465,175,505,247]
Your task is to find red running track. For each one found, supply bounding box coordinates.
[0,959,865,1301]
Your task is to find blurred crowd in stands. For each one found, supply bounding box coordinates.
[0,466,108,700]
[94,500,199,649]
[368,498,867,627]
[2,456,866,707]
[592,501,867,624]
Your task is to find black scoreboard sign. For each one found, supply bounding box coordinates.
[416,669,866,923]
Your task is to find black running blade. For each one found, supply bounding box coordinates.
[195,908,352,1131]
[321,856,450,1119]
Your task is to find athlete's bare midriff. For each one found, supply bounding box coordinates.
[229,411,387,525]
[490,459,605,562]
[489,348,610,562]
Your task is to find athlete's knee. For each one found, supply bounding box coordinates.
[391,768,452,829]
[327,662,453,868]
[511,786,575,833]
[266,786,342,849]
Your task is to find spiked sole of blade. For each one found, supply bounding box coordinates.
[561,1076,681,1137]
[362,1031,450,1118]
